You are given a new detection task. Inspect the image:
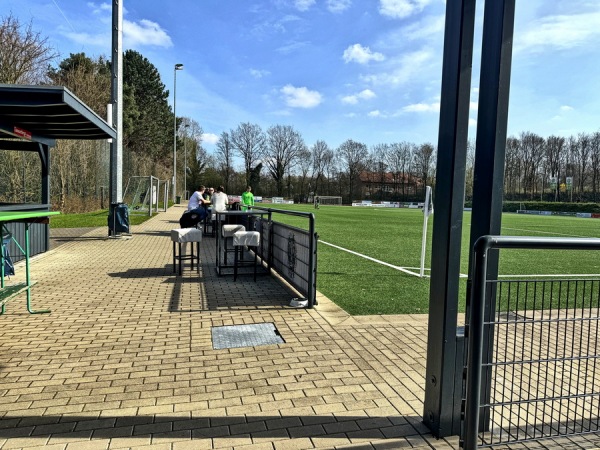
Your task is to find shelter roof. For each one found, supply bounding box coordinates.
[0,84,116,144]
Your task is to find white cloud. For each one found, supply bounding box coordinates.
[402,102,440,113]
[341,89,376,104]
[516,12,600,53]
[88,2,112,14]
[294,0,315,11]
[469,118,477,127]
[560,105,574,112]
[368,110,383,117]
[124,19,172,48]
[470,101,478,111]
[327,0,351,13]
[250,69,270,78]
[202,133,219,145]
[343,44,385,64]
[281,84,322,108]
[361,49,432,86]
[401,13,444,40]
[379,0,433,19]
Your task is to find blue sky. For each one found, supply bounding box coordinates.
[4,0,600,153]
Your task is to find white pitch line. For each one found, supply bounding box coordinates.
[498,273,600,278]
[319,240,421,277]
[502,227,597,238]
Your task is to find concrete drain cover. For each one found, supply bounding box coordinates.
[212,323,285,349]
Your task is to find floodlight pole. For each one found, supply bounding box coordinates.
[184,123,189,200]
[173,63,183,202]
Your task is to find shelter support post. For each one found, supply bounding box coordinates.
[423,0,476,437]
[465,0,516,434]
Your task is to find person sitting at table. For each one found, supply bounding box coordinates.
[241,186,254,212]
[187,185,209,220]
[211,186,228,213]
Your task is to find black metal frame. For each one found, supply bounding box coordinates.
[425,0,516,436]
[424,0,476,436]
[463,235,600,449]
[253,207,317,308]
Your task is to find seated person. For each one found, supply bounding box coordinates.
[211,186,228,213]
[187,185,209,220]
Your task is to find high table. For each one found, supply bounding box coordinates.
[1,210,60,315]
[214,210,270,276]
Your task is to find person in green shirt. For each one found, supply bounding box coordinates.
[241,186,254,211]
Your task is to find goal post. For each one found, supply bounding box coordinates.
[314,196,342,207]
[420,186,434,277]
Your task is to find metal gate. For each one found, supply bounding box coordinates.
[463,236,600,449]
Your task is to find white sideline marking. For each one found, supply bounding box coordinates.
[319,240,424,277]
[502,227,597,239]
[320,241,599,280]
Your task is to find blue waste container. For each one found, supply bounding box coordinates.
[2,232,15,276]
[108,203,130,236]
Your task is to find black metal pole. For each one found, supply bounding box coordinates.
[423,0,476,437]
[466,0,516,434]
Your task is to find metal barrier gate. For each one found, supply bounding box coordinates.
[253,207,317,308]
[463,236,600,449]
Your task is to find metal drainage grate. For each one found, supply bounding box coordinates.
[212,323,285,350]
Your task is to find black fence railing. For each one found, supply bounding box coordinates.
[253,207,317,308]
[463,236,600,449]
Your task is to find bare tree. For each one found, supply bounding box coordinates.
[311,140,332,195]
[230,122,265,187]
[545,135,565,201]
[371,144,389,199]
[386,142,414,199]
[519,132,545,198]
[0,13,58,84]
[504,136,521,198]
[215,131,235,192]
[337,139,367,202]
[264,124,305,196]
[574,132,591,200]
[296,146,312,202]
[590,132,600,201]
[413,143,435,190]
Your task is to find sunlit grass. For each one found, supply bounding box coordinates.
[50,209,155,228]
[262,204,600,315]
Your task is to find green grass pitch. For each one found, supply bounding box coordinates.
[264,204,600,316]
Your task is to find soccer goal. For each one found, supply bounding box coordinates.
[314,196,342,207]
[123,175,160,216]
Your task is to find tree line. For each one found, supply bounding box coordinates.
[1,13,598,211]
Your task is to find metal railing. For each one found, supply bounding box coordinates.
[463,235,600,449]
[253,207,317,308]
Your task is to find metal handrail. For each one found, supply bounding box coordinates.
[463,235,600,450]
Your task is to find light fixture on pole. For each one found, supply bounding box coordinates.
[173,63,184,202]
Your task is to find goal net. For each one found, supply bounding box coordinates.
[314,196,342,207]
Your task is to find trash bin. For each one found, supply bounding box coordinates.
[108,202,130,236]
[176,195,182,204]
[2,231,15,276]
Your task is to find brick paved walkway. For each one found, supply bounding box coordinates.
[0,206,459,450]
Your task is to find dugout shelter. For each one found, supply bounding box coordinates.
[0,84,116,260]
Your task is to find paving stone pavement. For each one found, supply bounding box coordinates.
[0,206,460,450]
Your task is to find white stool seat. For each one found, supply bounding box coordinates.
[171,228,202,275]
[171,228,203,243]
[233,231,260,247]
[222,224,246,237]
[232,231,261,281]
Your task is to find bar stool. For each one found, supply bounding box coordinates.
[222,224,245,264]
[233,230,260,281]
[171,228,203,275]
